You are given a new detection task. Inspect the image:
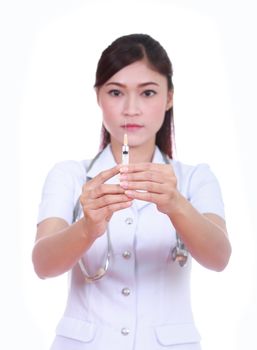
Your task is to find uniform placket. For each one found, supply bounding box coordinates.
[115,206,138,348]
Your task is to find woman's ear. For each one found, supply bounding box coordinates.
[166,90,173,110]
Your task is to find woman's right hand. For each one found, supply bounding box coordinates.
[80,165,132,239]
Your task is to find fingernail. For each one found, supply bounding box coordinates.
[120,181,128,189]
[120,167,128,173]
[120,174,128,180]
[125,190,134,197]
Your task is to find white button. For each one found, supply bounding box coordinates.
[121,327,130,335]
[125,217,133,225]
[121,287,131,296]
[122,250,131,259]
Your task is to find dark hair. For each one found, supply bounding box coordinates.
[94,33,174,158]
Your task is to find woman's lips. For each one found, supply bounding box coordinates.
[121,124,144,131]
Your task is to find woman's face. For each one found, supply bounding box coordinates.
[96,60,173,148]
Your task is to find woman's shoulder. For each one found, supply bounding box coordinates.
[171,158,212,179]
[170,158,221,193]
[171,159,225,218]
[45,158,91,185]
[51,159,88,173]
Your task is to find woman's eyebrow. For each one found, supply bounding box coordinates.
[105,81,160,87]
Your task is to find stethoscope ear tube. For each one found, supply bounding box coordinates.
[78,225,111,283]
[73,152,112,282]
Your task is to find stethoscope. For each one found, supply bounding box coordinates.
[73,150,188,283]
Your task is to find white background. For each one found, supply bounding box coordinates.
[1,0,257,349]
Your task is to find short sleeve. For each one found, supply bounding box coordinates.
[37,161,85,225]
[187,164,225,219]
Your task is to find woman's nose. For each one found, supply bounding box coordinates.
[123,94,141,116]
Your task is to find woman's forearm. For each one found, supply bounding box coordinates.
[32,218,96,279]
[169,194,231,271]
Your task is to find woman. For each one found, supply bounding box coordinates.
[32,33,231,350]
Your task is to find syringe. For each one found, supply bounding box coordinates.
[122,133,129,165]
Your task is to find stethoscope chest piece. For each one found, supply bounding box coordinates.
[172,234,188,267]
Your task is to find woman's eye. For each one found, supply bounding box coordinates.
[143,90,156,97]
[108,89,122,97]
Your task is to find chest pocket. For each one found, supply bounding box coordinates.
[55,316,96,343]
[155,323,201,346]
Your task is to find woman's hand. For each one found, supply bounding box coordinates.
[119,163,180,216]
[119,163,231,271]
[80,165,132,239]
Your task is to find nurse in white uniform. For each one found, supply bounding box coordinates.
[32,34,231,350]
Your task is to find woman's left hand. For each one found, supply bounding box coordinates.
[120,163,232,271]
[119,163,180,216]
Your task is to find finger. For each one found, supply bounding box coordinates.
[120,170,165,183]
[120,180,164,194]
[90,184,125,199]
[80,185,126,207]
[86,200,132,222]
[85,194,132,210]
[120,163,174,176]
[92,165,121,186]
[119,162,153,173]
[124,190,161,203]
[104,200,133,213]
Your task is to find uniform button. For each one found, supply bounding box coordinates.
[122,250,131,259]
[125,217,133,225]
[121,287,131,296]
[121,327,130,335]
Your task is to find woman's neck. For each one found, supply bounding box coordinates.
[110,138,156,164]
